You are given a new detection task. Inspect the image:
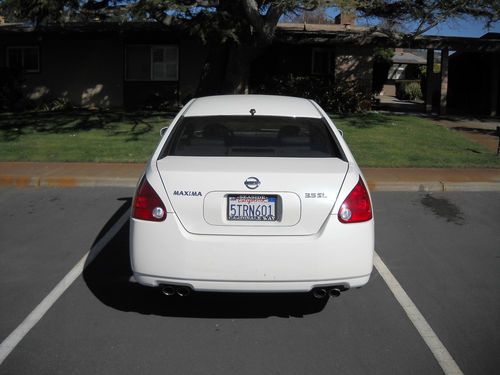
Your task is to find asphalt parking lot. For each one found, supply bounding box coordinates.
[0,188,499,375]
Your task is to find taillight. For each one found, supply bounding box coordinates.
[132,176,167,222]
[338,177,372,223]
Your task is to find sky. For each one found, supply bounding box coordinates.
[415,16,500,38]
[360,16,500,38]
[324,7,500,38]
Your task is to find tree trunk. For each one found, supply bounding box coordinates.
[195,44,228,97]
[196,41,262,96]
[195,0,277,96]
[222,43,256,94]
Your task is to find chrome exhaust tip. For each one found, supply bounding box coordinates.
[161,285,176,297]
[312,287,328,299]
[329,287,341,298]
[176,286,191,297]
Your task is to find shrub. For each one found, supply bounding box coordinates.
[36,97,73,112]
[252,75,370,113]
[396,81,422,100]
[0,68,27,111]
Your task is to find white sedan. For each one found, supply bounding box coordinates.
[130,95,374,299]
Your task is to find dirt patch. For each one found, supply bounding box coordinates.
[430,119,499,153]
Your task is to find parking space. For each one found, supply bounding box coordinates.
[0,187,132,341]
[0,188,498,374]
[375,192,500,375]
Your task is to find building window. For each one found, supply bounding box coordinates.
[125,45,178,81]
[312,48,333,75]
[6,47,40,72]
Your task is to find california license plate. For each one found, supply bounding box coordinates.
[227,195,277,221]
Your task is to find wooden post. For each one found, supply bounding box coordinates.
[497,126,500,156]
[490,56,499,117]
[440,48,449,115]
[426,48,434,113]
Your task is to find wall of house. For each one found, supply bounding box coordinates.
[1,36,124,108]
[250,44,323,85]
[123,81,178,109]
[250,43,373,106]
[123,38,207,109]
[334,46,373,100]
[1,30,375,110]
[1,32,207,109]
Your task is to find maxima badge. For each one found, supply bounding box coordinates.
[244,177,260,189]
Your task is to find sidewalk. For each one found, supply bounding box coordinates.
[1,162,500,191]
[0,162,143,188]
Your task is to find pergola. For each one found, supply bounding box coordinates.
[409,34,500,116]
[276,25,500,116]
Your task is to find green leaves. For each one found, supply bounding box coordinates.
[0,0,79,25]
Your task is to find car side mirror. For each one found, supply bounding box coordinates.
[338,129,344,137]
[160,127,168,137]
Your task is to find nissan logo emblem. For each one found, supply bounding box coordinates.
[244,177,260,189]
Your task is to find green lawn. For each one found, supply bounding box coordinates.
[0,110,498,167]
[0,111,171,162]
[332,113,499,168]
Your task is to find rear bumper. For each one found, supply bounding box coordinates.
[132,273,370,292]
[130,213,374,292]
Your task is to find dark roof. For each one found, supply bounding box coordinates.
[0,21,185,42]
[275,24,500,52]
[1,22,499,52]
[277,22,369,33]
[481,32,500,39]
[0,21,183,37]
[412,33,500,52]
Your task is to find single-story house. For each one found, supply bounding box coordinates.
[0,18,375,110]
[381,48,428,97]
[1,19,499,115]
[388,49,427,80]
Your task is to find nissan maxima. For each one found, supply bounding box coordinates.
[130,95,374,299]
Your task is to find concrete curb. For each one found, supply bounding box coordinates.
[1,163,499,191]
[2,174,500,191]
[367,181,444,192]
[0,175,138,188]
[367,181,500,192]
[441,181,500,192]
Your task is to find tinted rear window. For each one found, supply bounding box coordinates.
[163,116,343,158]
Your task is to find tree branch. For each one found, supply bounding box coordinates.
[411,0,468,37]
[241,0,288,43]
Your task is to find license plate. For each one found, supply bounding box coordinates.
[227,195,277,221]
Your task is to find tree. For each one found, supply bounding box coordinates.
[0,0,79,26]
[132,1,323,95]
[355,0,500,39]
[1,0,498,94]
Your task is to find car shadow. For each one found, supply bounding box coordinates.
[83,199,328,318]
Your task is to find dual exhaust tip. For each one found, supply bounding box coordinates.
[312,286,343,299]
[161,285,192,297]
[161,285,342,299]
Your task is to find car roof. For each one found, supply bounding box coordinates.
[184,95,322,118]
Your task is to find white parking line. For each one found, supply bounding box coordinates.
[374,251,464,375]
[0,218,465,372]
[0,209,130,365]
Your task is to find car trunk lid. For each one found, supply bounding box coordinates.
[157,156,348,235]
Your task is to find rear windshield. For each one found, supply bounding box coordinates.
[162,116,343,158]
